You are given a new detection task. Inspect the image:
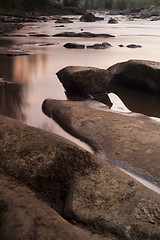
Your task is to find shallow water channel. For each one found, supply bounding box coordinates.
[0,13,160,192]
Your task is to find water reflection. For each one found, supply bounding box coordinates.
[108,84,160,118]
[0,83,26,121]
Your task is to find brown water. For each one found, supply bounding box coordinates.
[0,14,160,149]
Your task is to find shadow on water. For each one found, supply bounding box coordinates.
[108,84,160,119]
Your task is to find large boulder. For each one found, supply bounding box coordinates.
[1,114,160,240]
[108,17,118,24]
[108,59,160,94]
[80,13,104,22]
[56,66,113,96]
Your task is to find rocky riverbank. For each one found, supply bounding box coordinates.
[0,114,160,240]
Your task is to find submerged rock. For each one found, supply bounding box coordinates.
[127,44,142,48]
[108,59,160,93]
[56,66,113,96]
[64,43,85,49]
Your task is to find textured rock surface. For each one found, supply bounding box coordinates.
[56,66,113,96]
[42,99,160,184]
[108,60,160,93]
[1,114,160,240]
[0,172,98,240]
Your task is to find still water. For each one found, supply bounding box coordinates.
[0,14,160,148]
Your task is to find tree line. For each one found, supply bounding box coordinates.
[83,0,155,9]
[0,0,50,12]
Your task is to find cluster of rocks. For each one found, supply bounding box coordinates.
[55,17,73,24]
[53,31,115,38]
[57,60,160,97]
[0,22,23,34]
[0,15,49,23]
[64,42,112,50]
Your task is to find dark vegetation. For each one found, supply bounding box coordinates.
[0,0,158,15]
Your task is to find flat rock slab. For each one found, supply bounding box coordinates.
[108,59,160,94]
[42,99,160,185]
[1,115,160,240]
[53,32,115,38]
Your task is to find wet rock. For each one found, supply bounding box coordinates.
[55,25,65,27]
[1,34,27,37]
[5,52,31,56]
[56,66,113,96]
[29,34,51,37]
[119,44,124,47]
[127,44,142,48]
[87,42,111,49]
[2,113,160,240]
[80,12,104,22]
[108,18,118,24]
[53,31,115,38]
[88,92,113,106]
[108,59,160,94]
[64,43,85,49]
[38,43,58,47]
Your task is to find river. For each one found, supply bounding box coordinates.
[0,13,160,149]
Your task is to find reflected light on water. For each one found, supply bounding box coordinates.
[109,93,131,113]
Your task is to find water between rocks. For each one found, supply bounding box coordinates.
[0,13,160,192]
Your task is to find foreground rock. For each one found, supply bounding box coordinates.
[1,114,160,239]
[56,66,112,96]
[43,99,160,185]
[108,59,160,94]
[53,31,115,38]
[0,172,96,240]
[80,13,104,22]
